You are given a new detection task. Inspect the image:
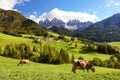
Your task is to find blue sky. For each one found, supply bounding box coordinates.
[0,0,120,23]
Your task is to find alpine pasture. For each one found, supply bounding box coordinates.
[0,56,120,80]
[0,33,120,80]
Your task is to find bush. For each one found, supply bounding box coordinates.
[92,57,103,66]
[78,56,84,60]
[71,37,75,41]
[115,53,120,62]
[82,43,96,52]
[114,62,120,69]
[58,35,65,39]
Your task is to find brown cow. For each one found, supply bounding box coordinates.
[72,59,95,73]
[17,59,30,66]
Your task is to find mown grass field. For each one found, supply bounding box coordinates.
[0,56,120,80]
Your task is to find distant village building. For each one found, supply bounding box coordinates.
[34,38,40,43]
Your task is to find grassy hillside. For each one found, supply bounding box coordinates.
[75,13,120,42]
[0,33,110,61]
[0,33,119,80]
[0,56,120,80]
[0,33,33,47]
[108,42,120,47]
[0,9,47,36]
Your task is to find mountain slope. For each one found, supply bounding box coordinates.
[75,13,120,42]
[49,26,74,36]
[0,9,47,36]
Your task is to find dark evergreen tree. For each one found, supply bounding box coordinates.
[0,46,2,55]
[59,48,70,63]
[71,54,75,61]
[78,56,84,60]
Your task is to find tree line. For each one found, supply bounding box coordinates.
[80,41,120,69]
[0,43,70,64]
[91,55,120,69]
[82,42,119,54]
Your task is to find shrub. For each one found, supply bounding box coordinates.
[115,53,120,62]
[58,35,65,39]
[82,43,96,52]
[114,62,120,69]
[92,57,103,66]
[78,56,84,60]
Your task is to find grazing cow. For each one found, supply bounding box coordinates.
[17,59,30,65]
[72,59,95,73]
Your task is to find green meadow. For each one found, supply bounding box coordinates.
[0,33,33,47]
[0,56,120,80]
[108,42,120,47]
[0,33,120,80]
[0,33,110,60]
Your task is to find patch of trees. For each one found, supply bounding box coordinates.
[71,53,120,69]
[81,42,119,54]
[91,55,120,69]
[0,43,70,64]
[82,43,96,52]
[97,43,119,54]
[2,43,33,59]
[3,31,22,37]
[39,45,70,64]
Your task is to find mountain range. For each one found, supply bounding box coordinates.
[41,13,120,42]
[39,18,93,30]
[1,8,120,42]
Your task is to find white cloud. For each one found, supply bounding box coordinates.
[29,8,99,23]
[0,0,30,10]
[115,2,120,6]
[106,0,120,7]
[28,11,41,23]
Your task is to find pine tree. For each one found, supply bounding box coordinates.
[0,46,2,55]
[59,48,70,63]
[71,54,75,61]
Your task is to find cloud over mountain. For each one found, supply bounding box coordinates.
[28,8,99,23]
[39,8,99,23]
